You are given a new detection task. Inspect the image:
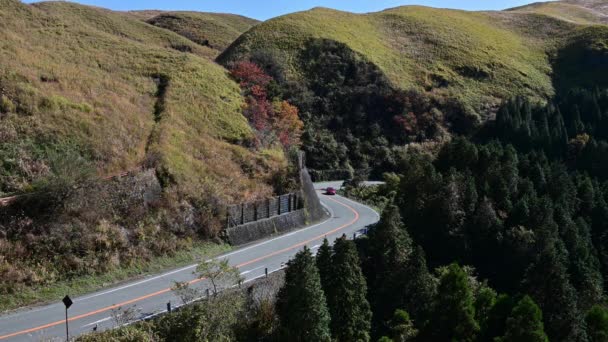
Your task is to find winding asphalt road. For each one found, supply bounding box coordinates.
[0,182,379,341]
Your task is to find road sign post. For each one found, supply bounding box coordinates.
[62,295,73,341]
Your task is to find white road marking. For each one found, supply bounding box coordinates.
[82,316,111,328]
[240,265,265,276]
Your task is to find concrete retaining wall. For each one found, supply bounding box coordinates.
[299,168,327,222]
[226,167,330,246]
[226,209,308,246]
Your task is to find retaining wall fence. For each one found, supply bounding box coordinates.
[226,192,303,228]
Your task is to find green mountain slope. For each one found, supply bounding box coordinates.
[0,0,279,201]
[218,2,608,175]
[147,12,259,55]
[219,6,571,118]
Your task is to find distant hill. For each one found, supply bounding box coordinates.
[509,1,608,24]
[125,10,165,21]
[218,6,561,119]
[146,12,259,56]
[0,0,279,201]
[564,0,608,15]
[217,3,608,175]
[219,4,608,119]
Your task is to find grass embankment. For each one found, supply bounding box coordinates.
[0,242,230,313]
[147,12,259,56]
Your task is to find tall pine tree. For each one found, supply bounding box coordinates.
[523,239,588,342]
[401,245,436,324]
[498,296,548,342]
[367,205,413,333]
[316,238,333,294]
[427,263,479,342]
[276,247,331,342]
[326,236,372,341]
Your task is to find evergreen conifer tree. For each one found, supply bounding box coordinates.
[367,205,412,331]
[277,247,331,342]
[316,238,333,293]
[428,263,479,342]
[499,296,548,342]
[586,305,608,342]
[327,236,372,341]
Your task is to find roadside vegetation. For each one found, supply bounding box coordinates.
[0,242,229,312]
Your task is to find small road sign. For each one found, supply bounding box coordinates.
[63,295,72,341]
[62,296,73,309]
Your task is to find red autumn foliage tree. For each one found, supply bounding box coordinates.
[230,61,272,91]
[245,97,271,132]
[231,61,303,149]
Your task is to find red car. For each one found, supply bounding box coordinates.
[325,187,337,195]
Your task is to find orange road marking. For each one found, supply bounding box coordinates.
[0,196,360,340]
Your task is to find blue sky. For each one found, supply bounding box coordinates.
[24,0,549,20]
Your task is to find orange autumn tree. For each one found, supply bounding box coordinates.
[230,61,303,149]
[273,100,304,148]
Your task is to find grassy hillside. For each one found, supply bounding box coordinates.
[564,0,608,15]
[509,1,608,24]
[553,25,608,93]
[219,6,571,118]
[125,10,165,21]
[0,0,288,307]
[147,12,259,56]
[0,0,279,201]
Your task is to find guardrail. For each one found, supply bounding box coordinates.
[226,192,303,228]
